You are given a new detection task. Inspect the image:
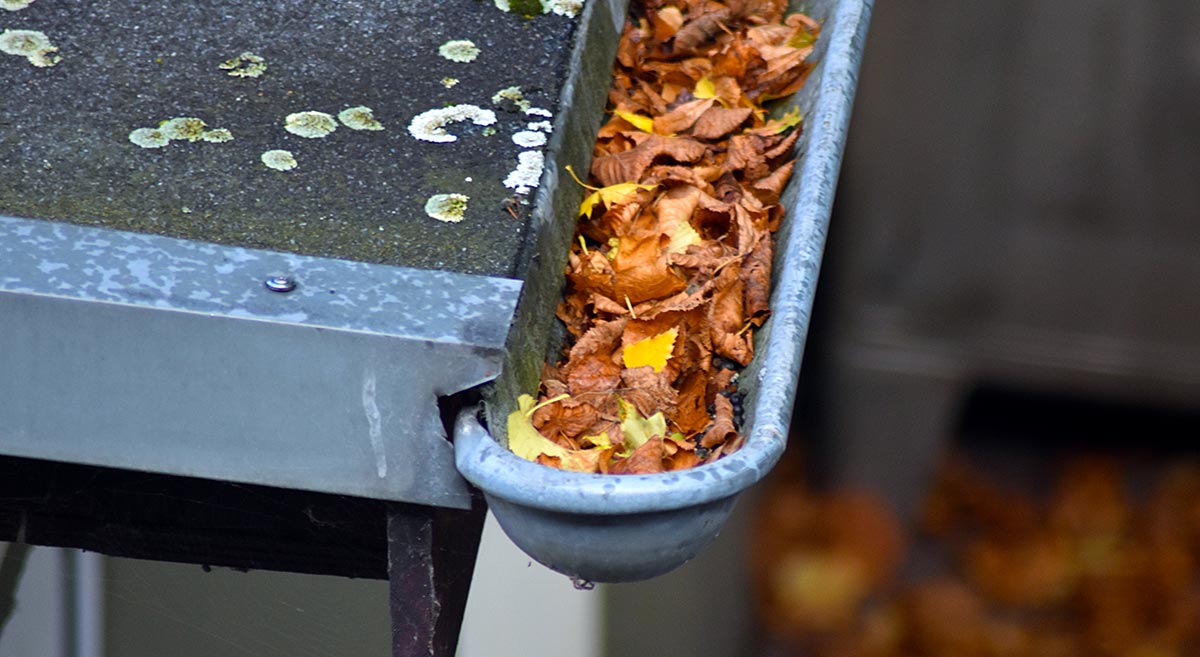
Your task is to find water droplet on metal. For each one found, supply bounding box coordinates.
[264,274,297,293]
[570,577,595,591]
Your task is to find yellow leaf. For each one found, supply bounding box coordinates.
[667,219,702,254]
[582,433,613,449]
[693,76,716,99]
[762,106,802,135]
[507,394,608,472]
[615,109,655,134]
[618,397,667,451]
[507,394,570,462]
[580,181,655,217]
[566,164,657,216]
[623,327,678,372]
[787,29,817,49]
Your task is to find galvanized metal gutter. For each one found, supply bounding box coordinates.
[458,0,875,581]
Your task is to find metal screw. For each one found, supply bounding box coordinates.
[264,274,297,293]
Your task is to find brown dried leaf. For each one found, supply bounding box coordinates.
[642,164,724,189]
[651,5,685,41]
[532,395,603,443]
[763,126,801,160]
[653,98,714,135]
[589,293,630,316]
[700,393,737,448]
[709,264,752,365]
[566,249,617,299]
[743,233,772,325]
[691,106,755,140]
[749,159,794,204]
[667,449,702,471]
[671,369,713,436]
[671,7,731,54]
[609,435,667,474]
[724,134,768,179]
[563,318,628,394]
[620,366,680,419]
[591,135,708,188]
[654,185,703,241]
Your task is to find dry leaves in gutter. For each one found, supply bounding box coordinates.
[509,0,819,474]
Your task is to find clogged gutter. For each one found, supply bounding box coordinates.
[507,0,819,474]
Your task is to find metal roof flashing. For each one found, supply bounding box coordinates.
[0,216,521,508]
[0,0,590,508]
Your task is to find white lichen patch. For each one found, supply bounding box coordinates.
[494,0,583,18]
[0,29,60,67]
[130,117,231,150]
[438,39,480,63]
[492,86,532,113]
[285,111,337,138]
[407,104,496,144]
[525,107,553,118]
[261,149,297,171]
[160,117,208,142]
[527,120,553,132]
[0,28,48,54]
[128,128,169,149]
[219,51,266,78]
[512,130,547,148]
[504,150,544,195]
[424,193,470,223]
[338,106,384,131]
[441,77,459,89]
[201,128,234,143]
[544,0,583,17]
[1,0,36,11]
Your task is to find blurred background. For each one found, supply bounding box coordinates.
[4,0,1200,655]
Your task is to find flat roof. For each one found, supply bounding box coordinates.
[0,0,577,277]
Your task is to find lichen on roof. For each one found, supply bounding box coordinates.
[503,150,544,195]
[128,128,169,149]
[543,0,583,16]
[201,128,234,143]
[338,106,384,131]
[494,0,544,17]
[285,111,338,138]
[424,193,470,223]
[512,130,547,148]
[160,117,208,142]
[219,51,266,78]
[438,39,480,63]
[0,29,60,67]
[407,104,497,144]
[493,0,583,18]
[261,149,298,171]
[129,118,231,149]
[492,86,532,113]
[1,0,36,10]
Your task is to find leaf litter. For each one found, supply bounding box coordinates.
[507,0,819,473]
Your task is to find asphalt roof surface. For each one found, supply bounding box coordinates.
[0,0,578,277]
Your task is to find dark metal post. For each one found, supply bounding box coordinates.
[387,493,486,657]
